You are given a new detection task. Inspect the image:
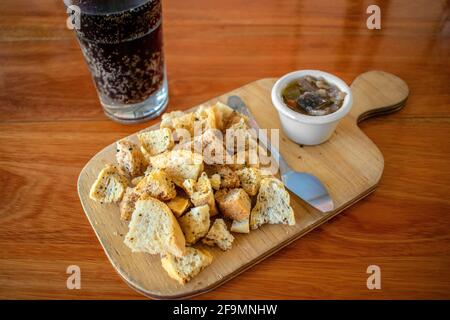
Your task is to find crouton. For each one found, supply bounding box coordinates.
[161,247,212,284]
[138,128,174,156]
[227,147,261,171]
[139,146,152,163]
[231,217,250,234]
[202,219,234,251]
[209,174,221,191]
[161,111,195,138]
[89,164,128,203]
[119,187,141,221]
[124,197,185,257]
[149,150,204,187]
[182,172,218,215]
[224,111,248,129]
[135,169,176,201]
[237,167,262,196]
[193,105,217,135]
[177,205,210,245]
[250,178,295,229]
[115,139,146,178]
[160,110,185,129]
[205,165,240,189]
[166,195,191,218]
[215,188,251,221]
[212,102,234,130]
[225,122,258,155]
[131,175,144,186]
[191,129,229,165]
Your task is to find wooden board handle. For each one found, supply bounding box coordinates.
[349,71,409,123]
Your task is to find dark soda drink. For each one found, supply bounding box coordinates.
[65,0,168,122]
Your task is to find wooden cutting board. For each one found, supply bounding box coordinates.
[77,71,409,299]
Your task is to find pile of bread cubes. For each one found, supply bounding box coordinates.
[89,102,296,285]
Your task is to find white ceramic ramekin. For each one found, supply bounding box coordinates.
[271,70,353,145]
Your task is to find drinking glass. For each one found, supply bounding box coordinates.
[64,0,168,123]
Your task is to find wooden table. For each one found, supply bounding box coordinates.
[0,0,449,299]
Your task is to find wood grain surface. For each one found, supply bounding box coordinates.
[0,0,449,299]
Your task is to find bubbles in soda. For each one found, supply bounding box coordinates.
[74,0,165,106]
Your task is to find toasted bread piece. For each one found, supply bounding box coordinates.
[209,174,221,191]
[119,187,141,221]
[215,188,251,221]
[224,111,248,129]
[250,178,295,229]
[161,111,195,138]
[183,172,218,216]
[131,175,144,186]
[212,102,234,130]
[177,205,211,245]
[202,218,235,251]
[160,110,185,129]
[166,195,191,218]
[182,178,196,196]
[231,217,250,234]
[228,147,261,171]
[205,165,240,189]
[124,197,185,257]
[193,106,218,135]
[89,164,128,203]
[225,117,257,153]
[135,169,176,201]
[161,247,213,284]
[115,139,146,178]
[138,128,174,156]
[139,146,152,163]
[192,129,229,165]
[149,150,204,187]
[237,167,262,196]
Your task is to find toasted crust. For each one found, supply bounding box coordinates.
[135,169,176,201]
[212,102,234,130]
[231,217,250,234]
[205,165,240,189]
[225,117,257,154]
[161,247,213,284]
[149,150,204,187]
[182,172,218,216]
[191,129,230,165]
[161,111,195,138]
[215,188,251,221]
[237,167,262,196]
[228,146,261,171]
[250,178,295,229]
[224,111,248,129]
[131,175,144,186]
[138,128,174,156]
[202,218,234,251]
[177,205,210,245]
[116,139,146,178]
[193,105,218,135]
[89,164,128,203]
[166,195,191,218]
[124,197,186,257]
[119,187,141,221]
[161,110,185,129]
[209,174,221,191]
